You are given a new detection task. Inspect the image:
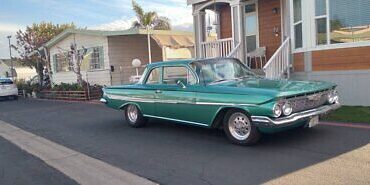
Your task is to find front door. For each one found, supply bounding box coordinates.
[245,1,259,53]
[155,66,199,123]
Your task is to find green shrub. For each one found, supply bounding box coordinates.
[16,79,102,93]
[50,82,102,92]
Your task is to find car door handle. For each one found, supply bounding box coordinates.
[155,90,162,94]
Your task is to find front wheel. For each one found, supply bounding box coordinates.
[124,104,147,128]
[223,110,260,145]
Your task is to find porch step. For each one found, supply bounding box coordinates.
[251,69,265,76]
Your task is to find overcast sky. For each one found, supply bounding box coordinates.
[0,0,193,59]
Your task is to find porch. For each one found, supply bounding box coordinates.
[190,0,291,79]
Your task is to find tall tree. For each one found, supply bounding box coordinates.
[131,0,171,30]
[15,22,75,86]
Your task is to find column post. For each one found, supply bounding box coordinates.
[193,10,206,58]
[230,0,245,62]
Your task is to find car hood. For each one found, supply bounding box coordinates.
[213,77,336,98]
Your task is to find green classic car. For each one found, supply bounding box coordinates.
[101,58,340,145]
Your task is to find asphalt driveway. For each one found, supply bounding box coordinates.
[0,99,369,185]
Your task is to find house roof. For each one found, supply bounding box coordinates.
[44,28,194,48]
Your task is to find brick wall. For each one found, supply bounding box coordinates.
[258,0,282,60]
[219,4,232,39]
[293,53,305,72]
[311,46,370,71]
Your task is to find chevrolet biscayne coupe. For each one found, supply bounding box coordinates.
[101,58,340,145]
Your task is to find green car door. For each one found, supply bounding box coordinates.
[153,66,207,126]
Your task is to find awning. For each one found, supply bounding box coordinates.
[150,35,194,49]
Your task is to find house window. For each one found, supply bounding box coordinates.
[328,0,370,44]
[293,0,303,48]
[245,3,258,53]
[89,47,101,70]
[55,53,73,72]
[315,0,328,45]
[54,46,103,73]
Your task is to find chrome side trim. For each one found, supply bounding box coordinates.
[143,114,209,127]
[196,102,256,107]
[107,94,155,103]
[107,94,256,106]
[251,103,341,126]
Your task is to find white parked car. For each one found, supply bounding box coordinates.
[0,78,18,100]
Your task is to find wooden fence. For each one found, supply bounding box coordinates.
[39,89,102,101]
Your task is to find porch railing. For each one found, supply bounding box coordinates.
[263,37,291,79]
[227,42,241,58]
[201,38,234,58]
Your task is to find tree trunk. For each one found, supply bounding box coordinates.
[36,60,44,87]
[76,68,83,86]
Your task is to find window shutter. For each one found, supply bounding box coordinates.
[52,54,57,73]
[98,46,104,69]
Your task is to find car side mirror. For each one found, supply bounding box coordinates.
[176,80,187,89]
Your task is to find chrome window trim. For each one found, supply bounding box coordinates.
[142,64,200,85]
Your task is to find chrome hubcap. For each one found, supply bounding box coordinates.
[127,105,138,123]
[228,113,251,140]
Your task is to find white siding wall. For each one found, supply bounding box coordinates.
[292,70,370,106]
[49,34,111,86]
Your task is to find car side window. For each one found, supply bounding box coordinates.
[145,68,161,84]
[163,66,196,85]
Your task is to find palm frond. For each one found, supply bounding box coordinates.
[132,0,144,23]
[131,1,171,30]
[143,11,157,27]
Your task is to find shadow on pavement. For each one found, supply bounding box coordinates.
[0,99,369,185]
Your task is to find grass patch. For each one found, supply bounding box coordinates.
[323,106,370,124]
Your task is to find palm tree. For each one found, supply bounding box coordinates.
[131,0,171,63]
[131,0,171,30]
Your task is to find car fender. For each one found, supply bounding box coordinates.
[119,102,143,113]
[210,105,253,128]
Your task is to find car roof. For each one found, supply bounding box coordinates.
[146,58,237,68]
[146,59,194,68]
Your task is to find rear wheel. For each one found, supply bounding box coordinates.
[223,110,260,145]
[12,95,18,100]
[124,104,147,128]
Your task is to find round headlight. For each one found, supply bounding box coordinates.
[273,103,282,118]
[282,102,293,116]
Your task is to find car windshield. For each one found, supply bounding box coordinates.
[190,58,256,85]
[0,78,13,85]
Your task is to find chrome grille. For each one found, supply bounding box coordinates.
[287,91,330,113]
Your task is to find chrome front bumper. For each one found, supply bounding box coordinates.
[251,103,341,127]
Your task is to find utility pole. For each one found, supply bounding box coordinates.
[6,35,14,80]
[147,26,152,64]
